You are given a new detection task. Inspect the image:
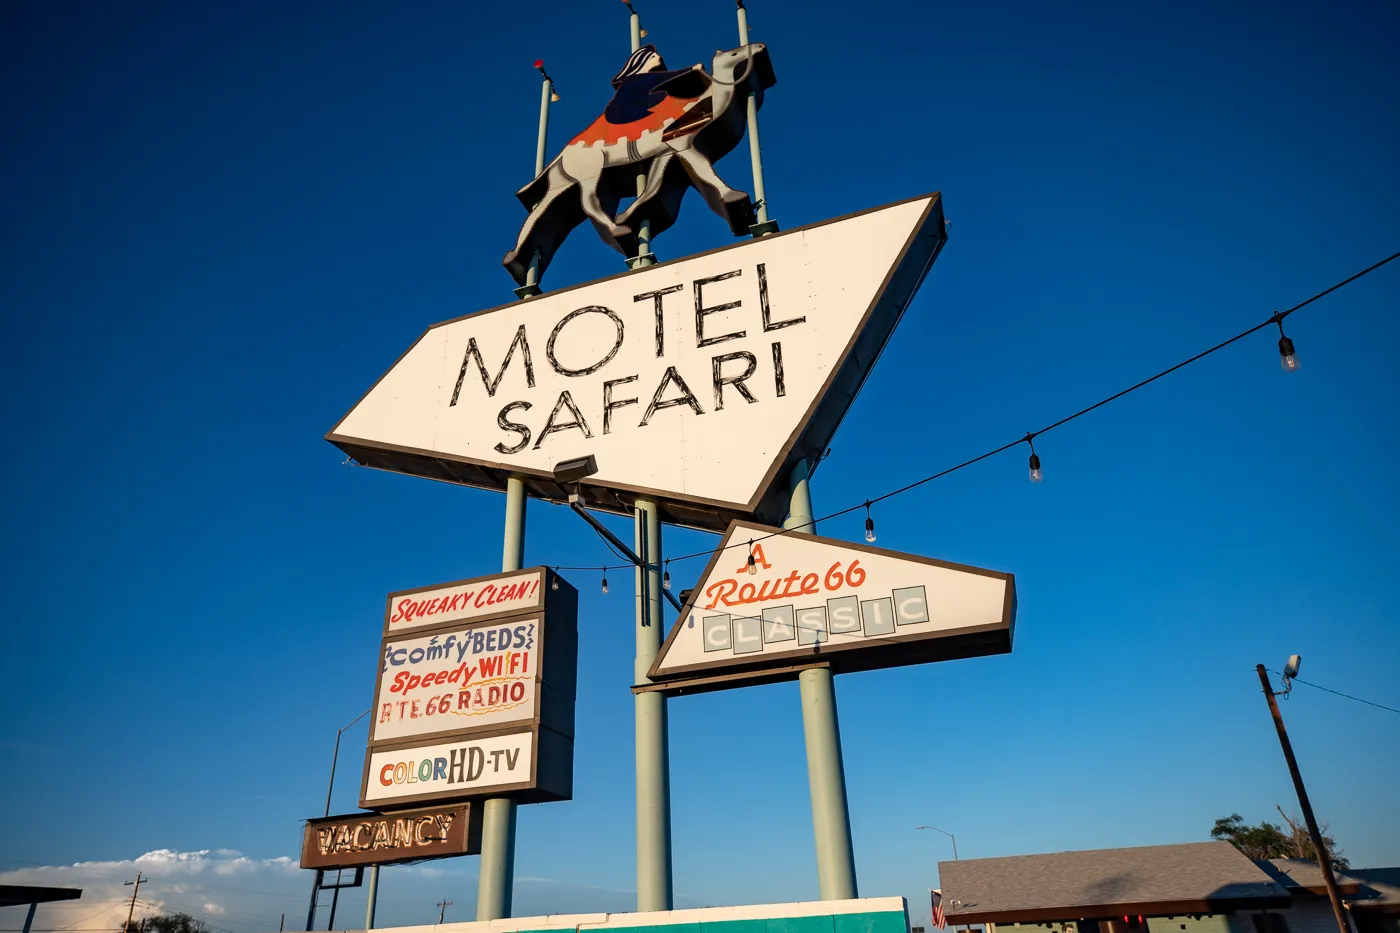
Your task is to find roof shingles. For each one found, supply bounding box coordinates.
[941,842,1289,923]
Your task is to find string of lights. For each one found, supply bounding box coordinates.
[544,249,1399,592]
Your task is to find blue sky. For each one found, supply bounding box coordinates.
[2,0,1398,929]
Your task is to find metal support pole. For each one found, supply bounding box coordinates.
[326,882,339,931]
[628,8,655,268]
[1256,665,1349,933]
[477,478,527,920]
[22,903,38,933]
[304,872,321,932]
[518,69,555,299]
[736,1,776,235]
[634,498,672,910]
[785,460,857,900]
[306,708,364,932]
[364,865,379,930]
[534,78,551,177]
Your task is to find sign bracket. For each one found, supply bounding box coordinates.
[631,660,831,697]
[567,493,685,614]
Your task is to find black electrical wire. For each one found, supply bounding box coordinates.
[532,249,1398,575]
[1274,671,1400,716]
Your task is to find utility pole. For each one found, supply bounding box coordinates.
[437,900,454,924]
[123,872,146,933]
[1256,665,1349,933]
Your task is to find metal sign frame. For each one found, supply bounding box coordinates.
[646,520,1017,692]
[326,193,947,532]
[300,804,484,870]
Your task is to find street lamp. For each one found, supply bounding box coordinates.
[306,709,371,931]
[916,825,959,861]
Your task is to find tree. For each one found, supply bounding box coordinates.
[1210,809,1349,872]
[121,914,208,933]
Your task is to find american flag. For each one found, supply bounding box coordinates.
[931,890,948,930]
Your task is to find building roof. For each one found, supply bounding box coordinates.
[940,842,1289,924]
[1253,859,1363,896]
[1348,869,1400,914]
[0,885,82,908]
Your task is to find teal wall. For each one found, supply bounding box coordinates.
[512,912,908,933]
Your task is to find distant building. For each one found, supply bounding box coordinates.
[939,842,1399,933]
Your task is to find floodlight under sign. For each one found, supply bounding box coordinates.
[552,455,599,485]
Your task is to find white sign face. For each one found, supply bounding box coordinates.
[384,569,544,635]
[650,521,1015,683]
[371,617,542,743]
[363,730,535,805]
[329,194,946,530]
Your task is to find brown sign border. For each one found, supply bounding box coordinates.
[381,566,549,638]
[326,192,947,533]
[647,520,1016,686]
[367,569,578,747]
[358,724,573,810]
[300,804,482,870]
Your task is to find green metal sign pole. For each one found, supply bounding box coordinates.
[477,477,527,920]
[364,864,379,929]
[784,459,858,900]
[628,6,655,268]
[519,68,555,298]
[478,61,558,916]
[735,1,773,232]
[634,497,673,910]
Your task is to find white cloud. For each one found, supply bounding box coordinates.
[0,847,687,931]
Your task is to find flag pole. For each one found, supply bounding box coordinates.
[626,2,657,268]
[736,1,778,236]
[516,61,556,299]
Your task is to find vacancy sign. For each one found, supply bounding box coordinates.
[649,521,1016,685]
[328,194,946,531]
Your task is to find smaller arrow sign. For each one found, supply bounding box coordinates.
[648,521,1015,688]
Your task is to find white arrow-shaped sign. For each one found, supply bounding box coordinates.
[328,194,946,531]
[649,520,1015,686]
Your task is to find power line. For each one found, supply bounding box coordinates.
[1274,671,1400,715]
[545,249,1399,575]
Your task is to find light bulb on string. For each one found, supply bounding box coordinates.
[746,541,757,575]
[1274,314,1300,373]
[1026,434,1044,483]
[601,567,609,594]
[663,560,672,591]
[864,501,877,543]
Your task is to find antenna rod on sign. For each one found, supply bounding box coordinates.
[624,1,656,269]
[736,0,777,235]
[516,60,558,300]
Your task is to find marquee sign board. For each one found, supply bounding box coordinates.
[361,567,578,808]
[382,567,549,636]
[300,803,483,870]
[648,521,1016,689]
[360,726,573,809]
[370,613,577,744]
[327,193,947,532]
